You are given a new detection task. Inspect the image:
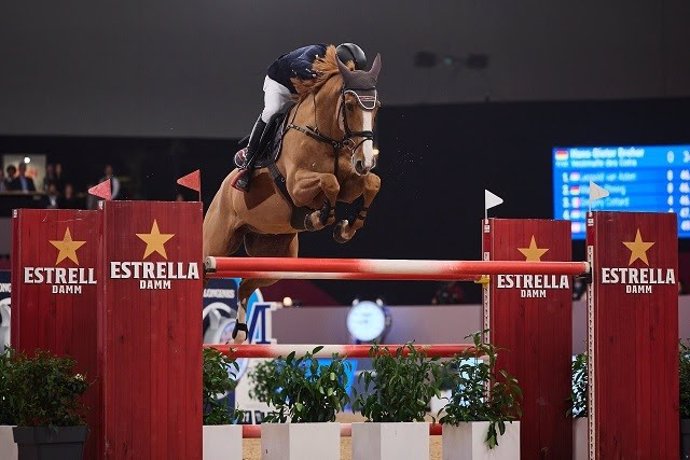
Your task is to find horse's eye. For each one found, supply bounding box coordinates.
[346,102,355,112]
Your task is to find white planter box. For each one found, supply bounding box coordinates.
[203,424,242,460]
[442,421,520,460]
[352,422,429,460]
[261,422,340,460]
[0,425,18,460]
[573,418,588,460]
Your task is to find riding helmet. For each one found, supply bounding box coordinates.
[336,43,367,70]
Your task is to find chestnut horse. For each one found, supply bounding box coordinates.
[203,46,382,342]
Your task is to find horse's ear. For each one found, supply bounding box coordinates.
[368,54,382,82]
[336,57,350,76]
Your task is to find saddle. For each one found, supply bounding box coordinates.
[239,103,294,169]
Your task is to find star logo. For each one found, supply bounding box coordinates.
[136,220,174,260]
[622,229,655,266]
[49,228,87,266]
[517,235,549,262]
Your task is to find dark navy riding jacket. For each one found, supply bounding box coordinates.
[267,44,328,93]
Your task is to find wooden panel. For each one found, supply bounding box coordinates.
[587,212,679,459]
[11,209,101,460]
[99,201,203,460]
[483,218,573,460]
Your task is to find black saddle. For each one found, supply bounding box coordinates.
[239,104,294,169]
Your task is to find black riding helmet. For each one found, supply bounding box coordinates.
[336,43,367,70]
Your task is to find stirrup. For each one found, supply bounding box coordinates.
[231,170,250,192]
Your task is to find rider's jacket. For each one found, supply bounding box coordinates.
[267,44,327,93]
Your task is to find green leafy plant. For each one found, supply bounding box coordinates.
[439,332,522,449]
[247,359,274,404]
[0,347,14,425]
[203,347,244,425]
[5,349,89,427]
[247,347,350,423]
[353,343,443,422]
[680,340,690,419]
[568,352,588,418]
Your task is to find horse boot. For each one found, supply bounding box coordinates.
[232,116,267,192]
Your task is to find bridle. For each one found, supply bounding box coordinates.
[286,85,378,157]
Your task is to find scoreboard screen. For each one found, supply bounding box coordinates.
[553,144,690,239]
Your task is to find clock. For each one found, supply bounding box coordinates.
[346,299,390,343]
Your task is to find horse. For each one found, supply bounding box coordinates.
[203,46,382,342]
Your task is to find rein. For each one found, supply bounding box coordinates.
[285,86,376,179]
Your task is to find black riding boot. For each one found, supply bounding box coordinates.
[234,116,267,192]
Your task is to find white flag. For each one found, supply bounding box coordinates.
[485,189,504,211]
[589,181,609,202]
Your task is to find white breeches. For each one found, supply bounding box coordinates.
[261,76,293,123]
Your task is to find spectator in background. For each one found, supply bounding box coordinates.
[59,183,83,209]
[0,169,6,192]
[85,183,99,210]
[43,163,57,192]
[9,162,36,192]
[54,162,66,193]
[5,165,16,189]
[100,164,121,199]
[42,183,59,209]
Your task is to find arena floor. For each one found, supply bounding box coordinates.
[241,413,443,460]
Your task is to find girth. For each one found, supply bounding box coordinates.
[267,162,313,231]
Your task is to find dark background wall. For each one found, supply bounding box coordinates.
[1,0,689,138]
[3,96,689,304]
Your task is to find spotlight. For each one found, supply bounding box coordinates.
[23,157,31,164]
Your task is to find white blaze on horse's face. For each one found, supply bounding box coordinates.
[360,112,375,172]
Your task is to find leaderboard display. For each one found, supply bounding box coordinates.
[553,144,690,239]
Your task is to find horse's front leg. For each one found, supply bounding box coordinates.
[289,170,340,231]
[334,173,381,243]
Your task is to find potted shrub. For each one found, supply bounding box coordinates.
[439,332,522,460]
[6,349,89,460]
[680,340,690,459]
[569,352,588,460]
[249,347,349,460]
[0,347,18,460]
[202,347,244,460]
[351,343,443,460]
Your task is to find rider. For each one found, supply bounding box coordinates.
[232,43,368,192]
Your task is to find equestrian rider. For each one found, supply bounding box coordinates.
[232,43,368,192]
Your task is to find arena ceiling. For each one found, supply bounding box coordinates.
[1,0,689,138]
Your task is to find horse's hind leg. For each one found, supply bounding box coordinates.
[334,172,381,243]
[203,178,244,258]
[233,233,298,343]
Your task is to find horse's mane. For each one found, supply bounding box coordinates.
[291,45,354,101]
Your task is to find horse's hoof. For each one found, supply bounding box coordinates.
[319,206,335,226]
[333,220,350,244]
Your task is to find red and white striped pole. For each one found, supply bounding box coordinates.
[204,256,589,281]
[208,343,476,359]
[241,423,443,438]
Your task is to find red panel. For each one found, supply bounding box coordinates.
[483,218,573,459]
[587,212,679,459]
[11,209,101,460]
[99,201,202,460]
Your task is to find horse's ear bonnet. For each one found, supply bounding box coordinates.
[337,53,381,91]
